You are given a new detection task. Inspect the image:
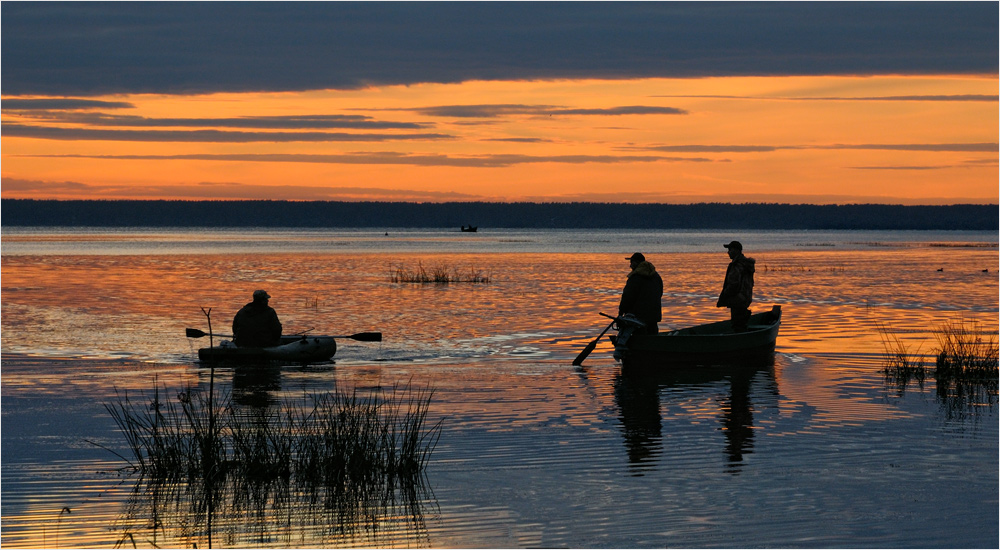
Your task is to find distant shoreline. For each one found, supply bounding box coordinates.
[2,199,997,230]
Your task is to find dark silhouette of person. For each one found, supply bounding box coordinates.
[618,252,663,335]
[232,289,282,347]
[716,241,755,332]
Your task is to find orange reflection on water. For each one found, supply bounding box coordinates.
[2,242,997,548]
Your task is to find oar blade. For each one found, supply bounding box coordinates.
[572,340,598,366]
[186,328,207,338]
[348,332,382,342]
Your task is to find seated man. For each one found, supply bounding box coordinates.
[232,289,282,347]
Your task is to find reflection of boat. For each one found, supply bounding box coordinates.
[460,225,478,232]
[614,358,778,473]
[199,335,337,363]
[609,305,782,369]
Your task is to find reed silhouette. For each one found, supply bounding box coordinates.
[103,380,441,547]
[879,320,998,422]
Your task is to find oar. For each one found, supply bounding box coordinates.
[332,331,382,342]
[187,328,232,339]
[572,316,617,366]
[185,328,382,342]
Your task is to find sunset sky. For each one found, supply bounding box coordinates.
[2,2,997,204]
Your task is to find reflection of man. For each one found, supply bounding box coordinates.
[618,252,663,335]
[716,241,755,332]
[232,290,282,347]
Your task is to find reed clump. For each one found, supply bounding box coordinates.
[934,319,998,379]
[878,320,998,418]
[390,262,491,283]
[876,322,925,390]
[104,383,442,487]
[933,320,999,408]
[106,383,440,547]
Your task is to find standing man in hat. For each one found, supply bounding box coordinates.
[232,289,283,347]
[717,241,755,332]
[618,252,664,335]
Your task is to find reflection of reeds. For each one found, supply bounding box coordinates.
[390,262,491,283]
[105,382,441,547]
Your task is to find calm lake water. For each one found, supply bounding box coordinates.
[2,227,997,548]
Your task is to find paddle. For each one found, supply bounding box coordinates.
[185,328,382,342]
[572,316,617,366]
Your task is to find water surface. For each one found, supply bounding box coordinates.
[2,228,997,548]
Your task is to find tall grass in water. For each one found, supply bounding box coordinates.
[876,322,925,392]
[878,320,998,419]
[390,261,491,283]
[934,320,999,415]
[104,382,441,547]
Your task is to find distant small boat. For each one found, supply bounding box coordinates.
[199,335,337,364]
[609,305,782,369]
[460,225,478,232]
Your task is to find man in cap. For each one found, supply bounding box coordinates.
[232,289,283,347]
[618,252,664,335]
[717,241,755,332]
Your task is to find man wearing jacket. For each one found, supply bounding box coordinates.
[717,241,755,332]
[233,289,283,347]
[618,252,664,335]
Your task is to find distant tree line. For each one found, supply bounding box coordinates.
[1,199,997,230]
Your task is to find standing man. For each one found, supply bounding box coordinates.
[232,289,283,347]
[717,241,755,332]
[618,252,663,335]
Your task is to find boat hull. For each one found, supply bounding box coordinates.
[198,335,337,364]
[610,305,781,369]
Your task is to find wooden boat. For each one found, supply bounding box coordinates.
[199,335,337,364]
[460,225,478,232]
[609,305,782,369]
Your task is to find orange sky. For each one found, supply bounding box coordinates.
[2,75,997,204]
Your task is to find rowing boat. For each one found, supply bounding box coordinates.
[198,335,337,363]
[609,305,782,369]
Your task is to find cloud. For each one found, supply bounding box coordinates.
[653,95,998,102]
[2,123,452,143]
[848,165,984,171]
[0,178,92,192]
[3,3,996,96]
[1,98,135,110]
[555,106,687,116]
[482,138,554,144]
[631,143,999,153]
[821,143,999,152]
[0,177,483,201]
[636,145,780,153]
[411,104,686,118]
[8,112,431,130]
[17,152,714,168]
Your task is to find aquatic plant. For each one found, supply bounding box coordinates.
[390,261,491,283]
[877,319,998,420]
[876,322,926,391]
[934,319,999,379]
[933,319,999,417]
[104,381,441,547]
[105,382,440,484]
